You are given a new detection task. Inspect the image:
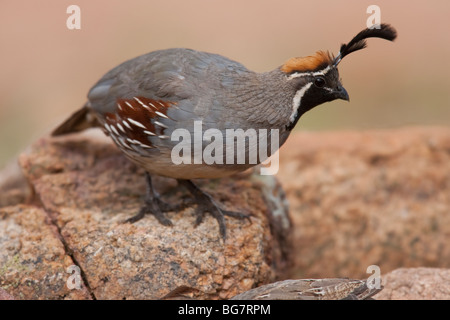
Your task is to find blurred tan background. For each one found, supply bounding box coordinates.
[0,0,449,168]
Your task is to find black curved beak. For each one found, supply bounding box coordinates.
[335,86,349,101]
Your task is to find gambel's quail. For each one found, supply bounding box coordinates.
[52,24,397,239]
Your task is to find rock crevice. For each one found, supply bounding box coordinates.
[1,132,291,299]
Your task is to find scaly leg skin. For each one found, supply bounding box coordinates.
[124,172,187,225]
[177,179,251,241]
[125,173,250,241]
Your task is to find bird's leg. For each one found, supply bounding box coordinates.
[125,172,187,225]
[177,179,250,240]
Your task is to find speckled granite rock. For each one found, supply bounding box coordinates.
[0,160,29,208]
[375,268,450,300]
[0,288,14,300]
[0,132,291,299]
[2,126,450,299]
[278,127,450,279]
[0,205,91,299]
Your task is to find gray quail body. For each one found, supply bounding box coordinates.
[52,24,397,239]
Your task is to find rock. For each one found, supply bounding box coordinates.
[0,205,91,299]
[0,132,291,299]
[278,127,450,279]
[0,288,14,300]
[2,126,450,299]
[0,160,30,208]
[375,268,450,300]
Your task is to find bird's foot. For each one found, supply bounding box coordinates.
[124,195,174,226]
[123,173,250,241]
[177,179,251,241]
[124,173,189,226]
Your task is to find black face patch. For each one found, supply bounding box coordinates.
[286,67,344,131]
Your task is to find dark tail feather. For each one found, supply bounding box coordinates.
[52,105,99,136]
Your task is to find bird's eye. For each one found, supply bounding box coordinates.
[314,77,326,88]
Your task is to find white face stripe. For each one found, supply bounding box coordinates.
[287,65,332,80]
[289,82,313,123]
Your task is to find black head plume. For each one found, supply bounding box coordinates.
[333,24,397,66]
